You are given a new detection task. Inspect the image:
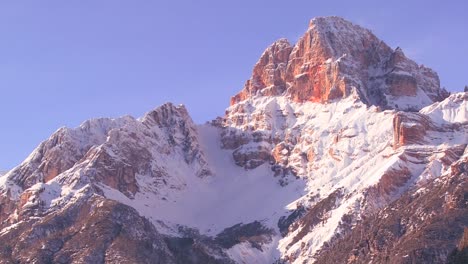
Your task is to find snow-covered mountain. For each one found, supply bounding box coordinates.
[0,16,466,264]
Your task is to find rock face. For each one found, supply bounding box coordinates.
[0,103,213,228]
[230,39,293,105]
[447,227,468,263]
[0,195,235,264]
[393,112,432,148]
[315,151,468,264]
[231,17,448,110]
[0,16,467,264]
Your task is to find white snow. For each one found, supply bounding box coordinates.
[386,88,433,110]
[0,221,23,236]
[0,173,7,186]
[0,90,466,264]
[420,92,468,124]
[227,237,282,264]
[223,91,467,263]
[101,124,306,236]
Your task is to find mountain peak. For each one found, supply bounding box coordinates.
[141,102,190,127]
[305,16,381,58]
[229,38,293,105]
[230,16,448,110]
[307,16,368,33]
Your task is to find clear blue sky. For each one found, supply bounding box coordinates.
[1,0,467,170]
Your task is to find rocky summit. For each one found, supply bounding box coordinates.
[230,17,448,110]
[0,16,467,264]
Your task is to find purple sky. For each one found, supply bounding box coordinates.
[1,0,467,169]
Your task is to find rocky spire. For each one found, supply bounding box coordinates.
[230,16,448,110]
[230,38,293,105]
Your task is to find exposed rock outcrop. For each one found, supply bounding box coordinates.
[231,17,448,110]
[393,112,433,148]
[230,39,293,105]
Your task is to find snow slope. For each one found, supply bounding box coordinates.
[420,92,468,124]
[223,92,467,262]
[101,124,305,236]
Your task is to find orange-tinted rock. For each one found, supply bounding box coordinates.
[306,149,315,163]
[284,19,349,103]
[272,142,289,165]
[18,191,33,209]
[91,148,139,197]
[231,39,293,105]
[439,144,467,167]
[229,17,448,110]
[360,165,413,213]
[393,112,432,148]
[376,166,412,196]
[43,163,60,183]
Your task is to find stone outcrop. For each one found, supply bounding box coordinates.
[393,112,432,148]
[232,145,272,170]
[230,39,293,105]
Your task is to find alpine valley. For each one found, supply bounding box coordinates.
[0,17,467,264]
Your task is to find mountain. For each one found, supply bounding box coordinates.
[0,16,466,264]
[230,17,448,110]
